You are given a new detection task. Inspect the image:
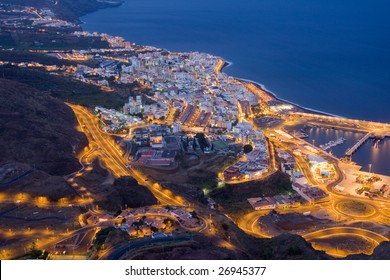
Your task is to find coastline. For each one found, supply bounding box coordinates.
[216,57,337,118]
[77,2,390,176]
[30,0,126,24]
[75,0,390,125]
[78,2,337,119]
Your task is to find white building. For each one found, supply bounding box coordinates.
[136,95,142,106]
[247,197,276,210]
[307,154,328,169]
[226,121,232,131]
[172,123,181,133]
[307,154,333,177]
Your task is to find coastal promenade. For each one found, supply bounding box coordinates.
[289,112,390,132]
[214,59,225,75]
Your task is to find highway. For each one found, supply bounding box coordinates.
[68,104,183,206]
[1,103,220,260]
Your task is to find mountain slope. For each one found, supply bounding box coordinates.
[0,78,87,176]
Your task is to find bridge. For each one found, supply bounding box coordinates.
[345,132,373,157]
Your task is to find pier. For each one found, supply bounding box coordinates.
[345,132,372,157]
[345,131,390,159]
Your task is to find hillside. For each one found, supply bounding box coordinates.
[1,0,123,22]
[0,78,87,176]
[0,163,79,201]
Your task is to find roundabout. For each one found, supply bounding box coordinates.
[334,200,377,219]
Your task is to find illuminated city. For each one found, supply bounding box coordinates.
[0,0,390,261]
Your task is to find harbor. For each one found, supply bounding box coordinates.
[289,125,390,176]
[320,137,346,151]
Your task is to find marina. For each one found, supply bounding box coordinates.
[290,126,390,176]
[320,137,346,151]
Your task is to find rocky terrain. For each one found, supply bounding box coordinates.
[72,161,158,212]
[347,241,390,260]
[98,176,158,212]
[0,163,79,201]
[0,78,87,176]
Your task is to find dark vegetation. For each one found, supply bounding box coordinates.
[73,163,157,212]
[0,50,100,67]
[211,172,292,215]
[1,0,123,22]
[90,226,130,259]
[249,233,329,259]
[195,133,209,151]
[187,169,217,190]
[13,249,49,260]
[0,78,86,176]
[0,166,79,201]
[13,241,50,260]
[347,242,390,260]
[2,65,128,109]
[0,29,109,50]
[99,176,158,212]
[94,227,116,248]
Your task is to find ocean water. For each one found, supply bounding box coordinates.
[81,0,390,174]
[82,0,390,122]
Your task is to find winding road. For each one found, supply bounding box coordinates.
[68,104,183,206]
[303,227,388,245]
